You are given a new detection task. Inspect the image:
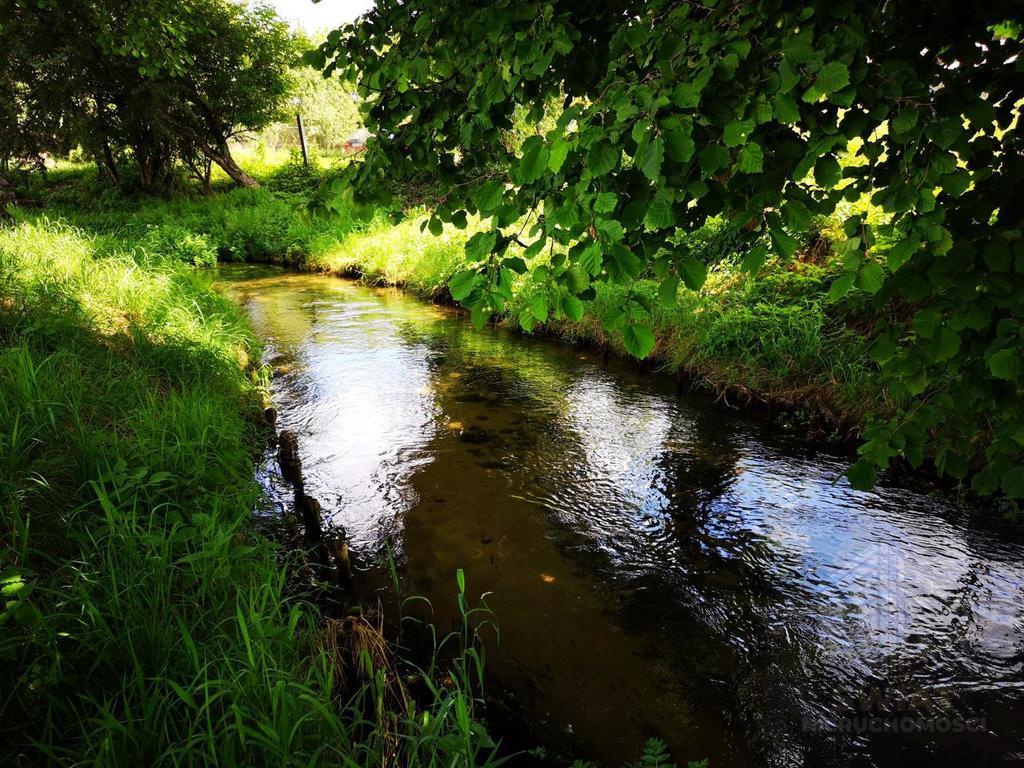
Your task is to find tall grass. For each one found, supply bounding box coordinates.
[17,161,877,425]
[0,218,504,767]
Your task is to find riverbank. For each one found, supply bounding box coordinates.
[12,161,881,441]
[0,215,503,765]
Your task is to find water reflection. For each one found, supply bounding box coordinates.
[214,264,1024,768]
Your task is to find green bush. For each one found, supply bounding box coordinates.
[142,223,218,267]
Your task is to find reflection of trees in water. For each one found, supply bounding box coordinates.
[602,407,820,764]
[638,413,871,763]
[643,424,1024,765]
[220,268,1024,768]
[405,325,771,763]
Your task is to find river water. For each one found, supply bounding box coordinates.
[213,264,1024,768]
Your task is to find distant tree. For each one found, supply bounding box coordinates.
[0,8,74,175]
[0,0,296,189]
[160,1,296,187]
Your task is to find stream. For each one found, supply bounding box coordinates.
[213,264,1024,768]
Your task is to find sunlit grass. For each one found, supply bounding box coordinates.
[0,217,505,767]
[16,160,879,427]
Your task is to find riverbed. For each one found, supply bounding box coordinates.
[214,264,1024,768]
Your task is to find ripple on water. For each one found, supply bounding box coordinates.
[213,264,1024,768]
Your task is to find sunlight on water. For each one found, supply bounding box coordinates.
[215,264,1024,768]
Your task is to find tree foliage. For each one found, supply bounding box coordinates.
[313,1,1024,495]
[0,0,296,188]
[259,63,363,155]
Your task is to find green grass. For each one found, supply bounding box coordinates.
[11,161,879,429]
[0,217,506,767]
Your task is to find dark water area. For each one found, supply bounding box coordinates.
[213,264,1024,768]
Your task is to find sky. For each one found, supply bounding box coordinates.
[261,0,373,32]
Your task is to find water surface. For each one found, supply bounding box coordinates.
[215,264,1024,768]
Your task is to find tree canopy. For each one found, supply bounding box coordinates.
[312,1,1024,495]
[0,0,296,188]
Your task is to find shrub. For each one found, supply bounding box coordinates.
[142,224,218,268]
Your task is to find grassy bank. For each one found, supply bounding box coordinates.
[0,215,505,766]
[11,162,879,436]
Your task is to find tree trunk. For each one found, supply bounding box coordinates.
[135,146,153,189]
[201,140,259,188]
[133,139,174,190]
[98,138,120,185]
[202,160,213,195]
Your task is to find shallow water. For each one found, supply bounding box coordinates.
[214,264,1024,767]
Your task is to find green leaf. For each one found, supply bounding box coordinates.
[939,170,971,197]
[741,244,768,274]
[465,230,497,261]
[561,294,585,321]
[771,93,800,124]
[814,155,842,187]
[448,269,481,301]
[503,256,528,273]
[931,327,960,362]
[578,240,604,275]
[472,181,504,212]
[519,137,550,183]
[782,200,812,231]
[664,127,695,163]
[428,217,443,236]
[595,219,624,244]
[912,309,940,339]
[1002,467,1024,499]
[678,255,707,290]
[736,142,764,174]
[827,271,856,301]
[658,274,679,306]
[770,227,799,260]
[890,108,918,135]
[886,239,919,270]
[529,293,549,322]
[988,349,1021,380]
[671,81,703,108]
[587,141,619,176]
[644,189,675,231]
[812,61,850,96]
[856,261,884,294]
[594,192,617,213]
[623,324,655,359]
[972,464,1002,496]
[723,119,754,147]
[778,59,801,92]
[566,263,590,293]
[470,304,490,330]
[637,135,664,181]
[924,118,962,150]
[698,144,730,176]
[602,306,627,331]
[548,138,570,173]
[869,335,896,364]
[847,460,877,491]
